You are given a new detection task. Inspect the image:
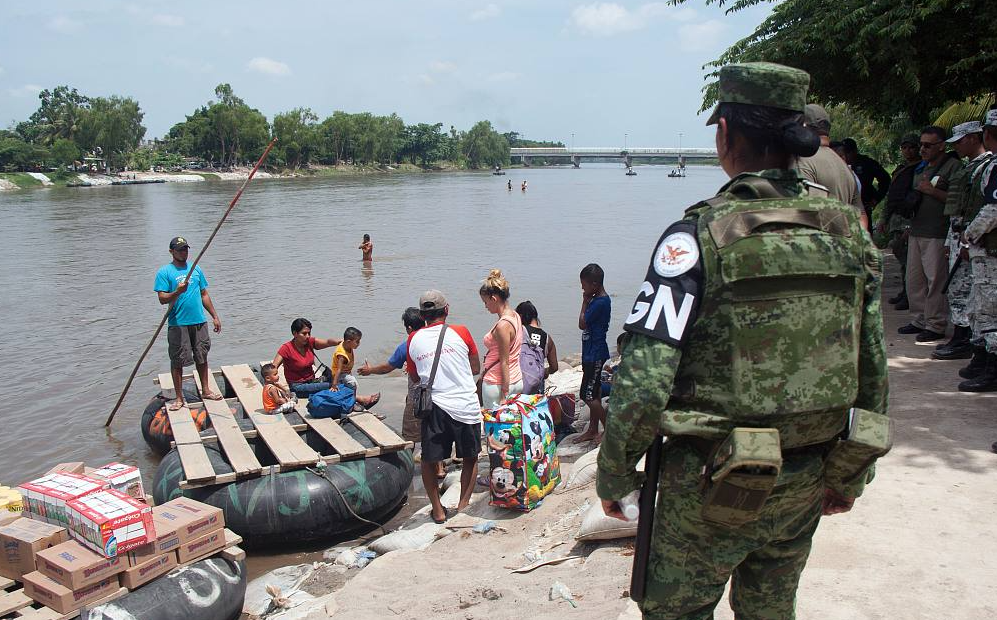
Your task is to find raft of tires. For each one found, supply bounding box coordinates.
[85,557,247,620]
[152,412,414,548]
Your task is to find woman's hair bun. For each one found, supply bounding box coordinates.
[781,120,820,157]
[480,268,511,299]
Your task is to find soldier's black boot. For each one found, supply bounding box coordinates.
[958,346,989,379]
[932,326,973,360]
[959,354,997,392]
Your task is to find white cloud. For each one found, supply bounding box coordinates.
[48,15,82,34]
[152,14,185,27]
[470,4,501,21]
[416,74,436,86]
[678,20,727,52]
[8,84,43,98]
[429,61,457,74]
[246,57,291,76]
[487,71,520,82]
[570,2,692,37]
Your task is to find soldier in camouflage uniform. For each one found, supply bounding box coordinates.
[597,63,891,620]
[933,121,993,361]
[960,109,997,393]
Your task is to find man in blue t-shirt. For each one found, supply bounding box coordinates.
[154,236,223,410]
[577,263,611,443]
[358,307,427,441]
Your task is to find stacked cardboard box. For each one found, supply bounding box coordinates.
[0,518,69,579]
[86,463,145,500]
[33,540,123,589]
[17,473,106,526]
[152,498,226,564]
[66,490,154,558]
[21,571,119,614]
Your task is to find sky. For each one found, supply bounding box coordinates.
[0,1,772,148]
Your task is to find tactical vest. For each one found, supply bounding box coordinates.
[947,153,993,220]
[965,154,997,254]
[664,174,872,449]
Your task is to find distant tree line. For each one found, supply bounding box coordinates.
[1,83,539,173]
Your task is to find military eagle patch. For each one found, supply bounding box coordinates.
[624,220,703,346]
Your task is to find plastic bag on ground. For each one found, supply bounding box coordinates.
[368,522,445,554]
[244,564,317,616]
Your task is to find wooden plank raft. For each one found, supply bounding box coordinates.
[191,372,262,479]
[168,362,412,489]
[222,364,321,467]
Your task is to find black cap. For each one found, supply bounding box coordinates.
[169,236,190,250]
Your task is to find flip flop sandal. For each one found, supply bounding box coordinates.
[432,507,454,524]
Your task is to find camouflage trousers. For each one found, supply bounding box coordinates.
[968,253,997,354]
[640,439,824,620]
[946,231,972,328]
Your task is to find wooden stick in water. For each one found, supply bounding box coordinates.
[104,138,278,427]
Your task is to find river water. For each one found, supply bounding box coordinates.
[0,163,725,569]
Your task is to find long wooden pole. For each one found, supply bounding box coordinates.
[104,138,278,427]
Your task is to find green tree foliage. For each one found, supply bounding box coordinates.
[0,131,49,171]
[675,0,997,124]
[24,86,90,144]
[824,104,916,169]
[75,96,146,170]
[461,120,509,168]
[50,138,80,168]
[402,122,447,166]
[165,84,269,168]
[272,108,318,170]
[502,132,564,148]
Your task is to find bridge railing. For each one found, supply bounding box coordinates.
[509,147,717,155]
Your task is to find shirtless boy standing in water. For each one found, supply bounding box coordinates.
[359,234,373,261]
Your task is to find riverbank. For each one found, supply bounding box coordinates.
[245,252,996,620]
[0,162,481,190]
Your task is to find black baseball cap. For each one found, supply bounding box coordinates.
[169,236,190,250]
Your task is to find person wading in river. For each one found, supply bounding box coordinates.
[154,236,223,410]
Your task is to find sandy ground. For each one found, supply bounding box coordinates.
[254,253,997,620]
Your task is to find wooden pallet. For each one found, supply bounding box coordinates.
[0,576,127,620]
[169,363,412,489]
[0,531,244,620]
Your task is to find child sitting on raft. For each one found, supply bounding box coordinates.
[262,363,297,414]
[331,327,362,391]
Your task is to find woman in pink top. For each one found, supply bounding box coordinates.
[479,269,523,408]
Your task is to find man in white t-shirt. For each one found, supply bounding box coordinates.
[406,290,482,523]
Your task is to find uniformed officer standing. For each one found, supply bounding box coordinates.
[596,63,891,620]
[961,109,997,392]
[933,121,993,361]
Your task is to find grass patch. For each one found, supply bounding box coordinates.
[196,172,220,181]
[0,173,43,188]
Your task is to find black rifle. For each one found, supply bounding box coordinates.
[630,435,664,603]
[942,249,966,295]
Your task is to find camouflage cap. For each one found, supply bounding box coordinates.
[985,109,997,128]
[946,121,983,143]
[706,62,811,125]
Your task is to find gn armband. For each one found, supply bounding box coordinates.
[824,408,893,496]
[702,428,782,527]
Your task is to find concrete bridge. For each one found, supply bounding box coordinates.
[510,147,717,167]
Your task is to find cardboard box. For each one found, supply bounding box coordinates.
[0,518,69,580]
[120,552,176,589]
[66,490,154,557]
[153,498,223,545]
[46,462,86,475]
[175,528,225,564]
[124,513,183,567]
[0,512,19,527]
[86,463,145,501]
[21,570,118,614]
[35,540,124,590]
[17,473,107,526]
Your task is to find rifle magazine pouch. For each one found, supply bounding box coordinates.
[824,408,893,497]
[702,427,782,527]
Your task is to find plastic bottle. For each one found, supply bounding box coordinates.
[618,490,640,521]
[549,581,577,608]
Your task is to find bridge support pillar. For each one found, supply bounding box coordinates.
[572,155,580,168]
[624,155,633,168]
[522,156,530,167]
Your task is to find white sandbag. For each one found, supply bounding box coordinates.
[243,563,317,616]
[546,366,584,395]
[368,522,445,554]
[440,470,460,492]
[575,503,638,541]
[440,479,463,507]
[563,446,600,489]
